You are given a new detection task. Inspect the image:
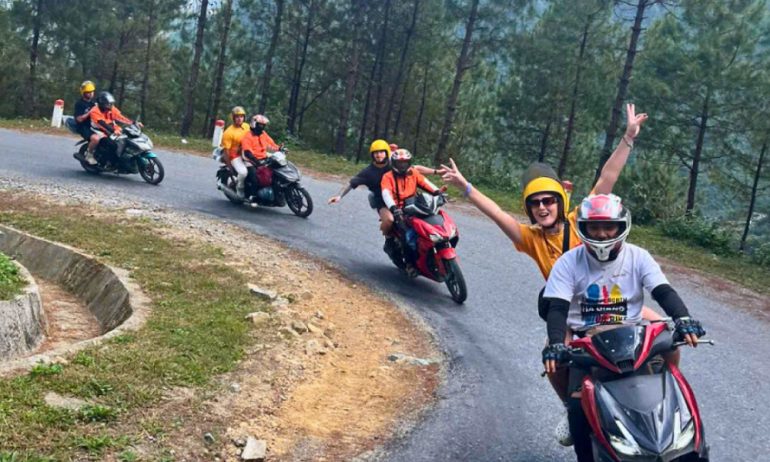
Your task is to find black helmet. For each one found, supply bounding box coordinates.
[96,91,116,112]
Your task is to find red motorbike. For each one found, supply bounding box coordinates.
[562,321,712,462]
[384,193,467,304]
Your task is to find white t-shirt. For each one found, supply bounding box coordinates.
[543,243,669,332]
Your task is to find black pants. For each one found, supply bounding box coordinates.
[567,366,594,462]
[246,166,259,196]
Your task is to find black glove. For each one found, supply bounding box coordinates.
[674,317,706,341]
[390,206,403,220]
[542,343,569,365]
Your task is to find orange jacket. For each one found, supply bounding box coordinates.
[240,131,279,161]
[380,168,437,209]
[90,106,132,135]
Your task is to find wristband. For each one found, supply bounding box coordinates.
[622,135,634,149]
[433,168,437,175]
[464,182,472,198]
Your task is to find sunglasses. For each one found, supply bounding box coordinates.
[527,196,558,208]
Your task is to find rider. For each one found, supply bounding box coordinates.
[73,80,96,141]
[87,91,137,165]
[239,114,281,198]
[439,103,653,444]
[328,140,440,236]
[381,148,446,276]
[220,106,250,198]
[541,193,706,462]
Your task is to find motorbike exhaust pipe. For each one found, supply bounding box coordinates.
[218,181,244,203]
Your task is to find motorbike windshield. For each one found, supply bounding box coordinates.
[591,325,643,370]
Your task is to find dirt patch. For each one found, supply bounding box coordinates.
[33,278,102,352]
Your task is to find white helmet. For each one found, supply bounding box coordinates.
[576,194,631,262]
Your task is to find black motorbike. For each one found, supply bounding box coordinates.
[215,150,313,218]
[65,116,164,185]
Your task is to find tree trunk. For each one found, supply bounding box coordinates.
[594,0,649,181]
[740,138,767,251]
[371,0,392,138]
[392,61,414,138]
[180,0,209,137]
[412,65,429,157]
[384,0,419,137]
[140,0,156,123]
[108,29,129,93]
[203,0,234,138]
[354,80,374,163]
[259,0,285,114]
[334,0,364,156]
[686,90,710,214]
[27,0,43,116]
[558,18,590,178]
[539,118,553,163]
[287,0,315,135]
[434,0,480,165]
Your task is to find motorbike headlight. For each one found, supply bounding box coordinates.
[448,225,457,239]
[608,419,644,456]
[429,233,445,243]
[669,416,695,452]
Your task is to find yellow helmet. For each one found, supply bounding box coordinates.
[80,80,95,95]
[231,106,246,121]
[521,162,569,223]
[369,139,391,158]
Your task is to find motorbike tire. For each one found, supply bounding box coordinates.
[443,258,467,304]
[286,186,313,218]
[139,157,164,185]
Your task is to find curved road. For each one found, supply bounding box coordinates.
[2,129,769,461]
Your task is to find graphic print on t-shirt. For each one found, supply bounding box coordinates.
[580,283,627,327]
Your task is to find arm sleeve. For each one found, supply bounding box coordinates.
[416,172,438,193]
[513,224,533,253]
[349,168,368,189]
[112,107,133,124]
[651,284,690,319]
[545,298,570,345]
[543,253,577,344]
[265,133,279,151]
[381,174,396,209]
[221,129,232,149]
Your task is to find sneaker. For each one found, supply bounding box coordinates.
[404,263,418,278]
[84,150,97,165]
[555,412,573,447]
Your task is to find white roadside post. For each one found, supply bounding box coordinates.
[51,99,64,128]
[212,119,225,147]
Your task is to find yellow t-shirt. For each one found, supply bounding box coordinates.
[514,208,582,280]
[221,123,250,160]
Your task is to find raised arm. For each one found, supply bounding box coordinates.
[593,103,648,194]
[439,158,523,245]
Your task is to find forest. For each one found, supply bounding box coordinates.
[1,0,768,259]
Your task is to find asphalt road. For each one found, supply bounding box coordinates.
[1,128,769,461]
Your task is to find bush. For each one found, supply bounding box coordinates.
[658,215,735,256]
[748,240,770,267]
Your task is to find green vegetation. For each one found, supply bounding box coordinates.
[0,198,272,459]
[0,251,25,300]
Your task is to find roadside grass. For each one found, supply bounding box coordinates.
[0,251,25,300]
[2,117,767,296]
[0,195,271,460]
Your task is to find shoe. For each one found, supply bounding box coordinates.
[404,263,418,278]
[84,150,97,165]
[555,411,573,447]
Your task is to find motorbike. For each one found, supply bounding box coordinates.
[215,149,313,218]
[561,321,712,462]
[385,192,467,304]
[65,116,164,185]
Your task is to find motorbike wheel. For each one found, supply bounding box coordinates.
[139,157,164,185]
[443,258,467,304]
[286,186,313,218]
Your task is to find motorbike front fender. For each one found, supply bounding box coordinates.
[141,151,157,158]
[435,245,457,260]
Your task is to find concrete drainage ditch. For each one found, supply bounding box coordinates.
[0,224,150,374]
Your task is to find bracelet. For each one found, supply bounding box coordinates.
[622,135,634,149]
[433,168,438,175]
[464,182,472,198]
